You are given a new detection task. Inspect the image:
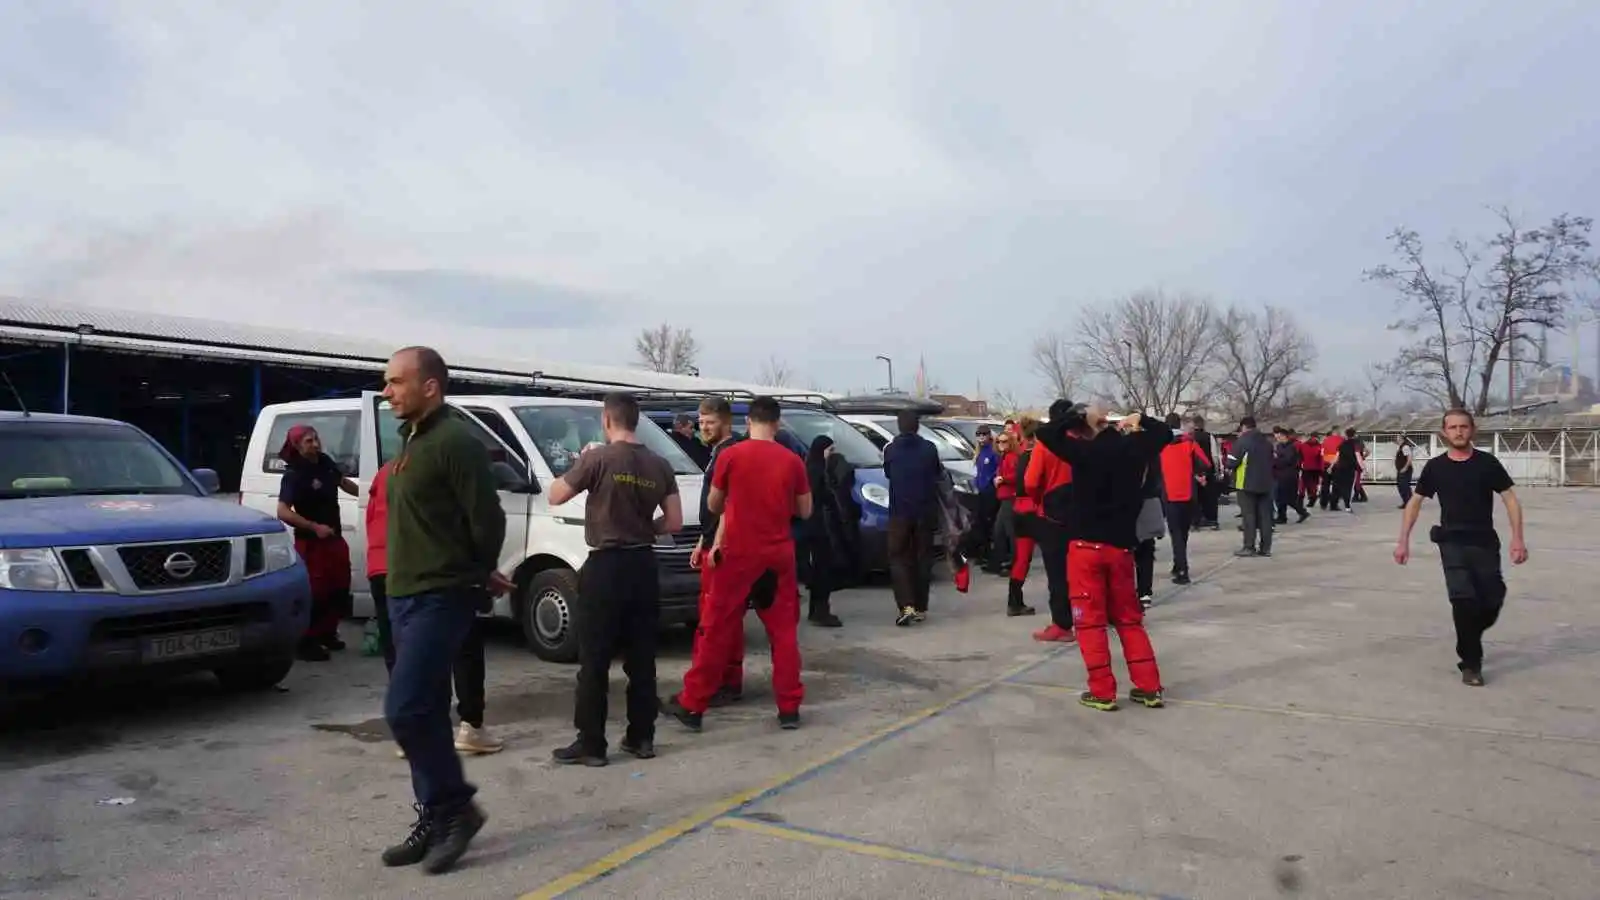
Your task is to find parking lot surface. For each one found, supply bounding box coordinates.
[3,491,1598,899]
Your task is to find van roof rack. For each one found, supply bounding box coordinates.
[822,393,945,415]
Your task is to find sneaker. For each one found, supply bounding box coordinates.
[1258,550,1272,558]
[895,606,916,626]
[1234,548,1256,558]
[1297,512,1310,523]
[295,637,331,662]
[421,800,487,875]
[1079,692,1118,712]
[778,711,801,730]
[395,745,406,759]
[1461,668,1485,687]
[1129,688,1165,708]
[911,610,927,623]
[1032,624,1076,644]
[619,738,656,759]
[708,686,743,708]
[663,695,703,732]
[808,612,843,628]
[551,740,608,767]
[1006,604,1037,617]
[321,634,347,651]
[1138,594,1153,611]
[1171,572,1191,586]
[454,722,504,755]
[381,804,434,867]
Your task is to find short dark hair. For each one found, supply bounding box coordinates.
[673,413,695,428]
[1190,415,1206,429]
[1164,412,1181,428]
[603,392,640,430]
[1239,416,1257,429]
[698,397,733,419]
[896,409,919,435]
[1271,426,1285,435]
[397,345,449,394]
[748,396,781,424]
[1344,427,1357,438]
[1442,408,1475,427]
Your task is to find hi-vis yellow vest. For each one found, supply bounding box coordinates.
[1234,454,1248,490]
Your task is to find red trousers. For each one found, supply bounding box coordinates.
[694,570,744,692]
[1010,537,1035,581]
[1067,540,1162,699]
[680,542,804,715]
[1300,470,1321,504]
[295,535,351,640]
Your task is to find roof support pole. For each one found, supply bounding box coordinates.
[251,362,263,417]
[60,339,70,414]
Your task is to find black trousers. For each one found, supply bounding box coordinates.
[1197,481,1220,525]
[1035,518,1071,630]
[1238,490,1274,554]
[574,547,660,754]
[1275,478,1306,521]
[371,574,486,728]
[1439,542,1506,671]
[1329,467,1356,510]
[803,529,835,618]
[888,512,937,612]
[1134,538,1155,598]
[1163,499,1194,575]
[975,491,1000,566]
[1397,472,1414,505]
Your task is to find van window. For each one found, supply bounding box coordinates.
[512,404,700,476]
[461,407,527,463]
[375,405,512,467]
[852,422,887,449]
[261,410,360,475]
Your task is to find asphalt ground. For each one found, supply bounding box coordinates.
[2,489,1597,899]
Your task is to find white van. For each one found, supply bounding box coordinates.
[837,413,978,490]
[240,393,705,662]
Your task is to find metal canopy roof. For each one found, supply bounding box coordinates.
[0,297,816,395]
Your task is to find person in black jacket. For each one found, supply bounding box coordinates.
[802,436,846,627]
[1034,407,1172,712]
[1272,428,1309,525]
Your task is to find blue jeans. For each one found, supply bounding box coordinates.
[385,590,478,809]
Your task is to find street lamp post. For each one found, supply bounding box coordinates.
[875,355,894,393]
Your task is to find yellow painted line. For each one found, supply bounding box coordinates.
[713,816,1170,899]
[519,650,1067,900]
[1003,680,1600,747]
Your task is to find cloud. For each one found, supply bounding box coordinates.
[1,0,1598,404]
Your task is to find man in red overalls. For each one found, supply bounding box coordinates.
[1034,407,1174,711]
[667,397,811,731]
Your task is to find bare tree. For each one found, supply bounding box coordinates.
[634,323,699,375]
[988,387,1021,417]
[756,356,795,387]
[1361,361,1391,413]
[1214,305,1316,418]
[1071,289,1217,413]
[1366,208,1596,414]
[1029,330,1079,402]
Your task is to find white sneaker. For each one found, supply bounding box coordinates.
[454,722,505,755]
[395,745,406,759]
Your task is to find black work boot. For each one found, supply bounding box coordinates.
[422,800,487,875]
[1006,579,1036,616]
[381,804,434,867]
[807,596,843,628]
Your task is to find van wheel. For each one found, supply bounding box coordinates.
[521,569,580,663]
[214,654,295,692]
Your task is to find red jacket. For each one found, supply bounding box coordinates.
[1159,436,1212,502]
[1025,439,1074,524]
[995,451,1018,501]
[1298,438,1323,472]
[366,462,391,578]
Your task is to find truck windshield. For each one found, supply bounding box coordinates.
[0,422,197,499]
[513,405,701,477]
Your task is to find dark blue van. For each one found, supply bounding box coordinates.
[642,401,894,573]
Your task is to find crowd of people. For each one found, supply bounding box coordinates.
[269,348,1528,877]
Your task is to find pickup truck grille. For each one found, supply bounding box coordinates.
[117,541,232,590]
[60,549,105,590]
[94,603,269,640]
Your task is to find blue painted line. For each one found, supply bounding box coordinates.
[722,814,1192,900]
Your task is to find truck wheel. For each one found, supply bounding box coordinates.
[520,569,581,663]
[214,654,295,692]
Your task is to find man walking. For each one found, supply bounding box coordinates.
[1273,428,1310,525]
[1298,431,1324,509]
[1395,435,1417,507]
[1190,415,1221,529]
[1395,410,1527,686]
[1158,413,1210,585]
[379,346,508,875]
[883,409,943,626]
[1330,427,1362,512]
[1230,417,1276,558]
[547,393,682,766]
[668,397,810,730]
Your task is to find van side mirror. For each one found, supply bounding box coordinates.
[192,468,222,495]
[490,460,539,494]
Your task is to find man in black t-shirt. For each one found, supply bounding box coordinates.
[1395,409,1528,686]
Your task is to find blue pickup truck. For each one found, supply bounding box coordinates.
[0,411,310,694]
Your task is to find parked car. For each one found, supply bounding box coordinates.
[837,414,979,492]
[935,418,1007,449]
[638,398,897,574]
[241,393,705,663]
[0,412,309,693]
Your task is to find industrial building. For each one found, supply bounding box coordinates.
[0,298,777,491]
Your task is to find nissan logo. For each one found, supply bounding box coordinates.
[163,552,198,580]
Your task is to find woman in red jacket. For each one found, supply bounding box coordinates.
[1002,420,1040,617]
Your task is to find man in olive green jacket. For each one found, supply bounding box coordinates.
[379,346,509,876]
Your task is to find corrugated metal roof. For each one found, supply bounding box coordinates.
[0,296,810,395]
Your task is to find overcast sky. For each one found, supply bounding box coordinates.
[4,1,1599,403]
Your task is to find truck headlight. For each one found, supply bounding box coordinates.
[0,549,71,592]
[262,531,298,573]
[860,483,890,508]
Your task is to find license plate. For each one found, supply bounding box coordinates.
[143,628,241,662]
